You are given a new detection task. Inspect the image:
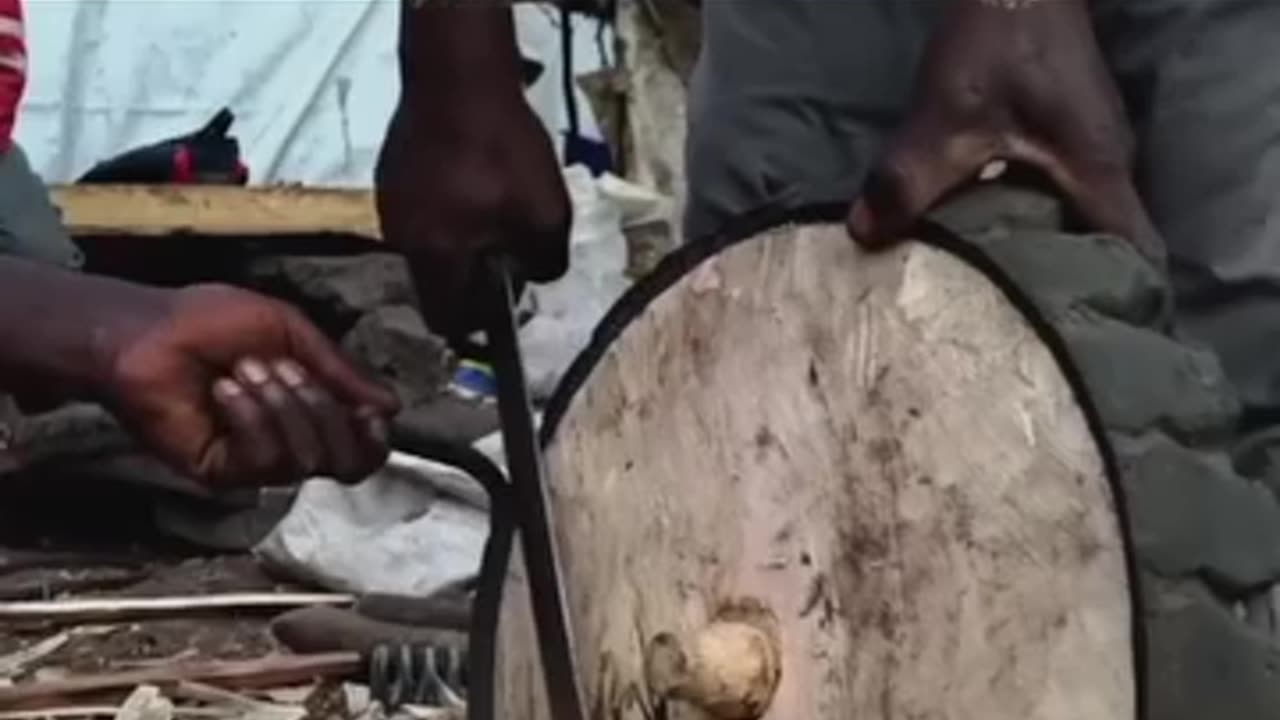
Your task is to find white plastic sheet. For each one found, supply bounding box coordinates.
[255,450,490,596]
[19,0,608,186]
[520,164,636,400]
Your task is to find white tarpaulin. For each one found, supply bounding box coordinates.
[18,0,607,186]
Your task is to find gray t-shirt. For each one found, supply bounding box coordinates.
[685,0,940,240]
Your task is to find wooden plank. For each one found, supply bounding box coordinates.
[495,223,1134,718]
[0,593,355,625]
[48,185,380,240]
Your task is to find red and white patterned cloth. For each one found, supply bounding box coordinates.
[0,0,25,152]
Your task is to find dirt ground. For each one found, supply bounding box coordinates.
[0,471,296,681]
[0,555,284,677]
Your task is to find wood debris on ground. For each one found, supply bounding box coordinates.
[0,550,465,720]
[0,679,461,720]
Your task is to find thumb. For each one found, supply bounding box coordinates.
[849,121,999,248]
[280,307,400,414]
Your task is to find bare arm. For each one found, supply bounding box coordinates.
[0,258,397,486]
[398,4,525,109]
[0,257,154,398]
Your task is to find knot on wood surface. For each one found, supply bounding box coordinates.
[643,601,781,719]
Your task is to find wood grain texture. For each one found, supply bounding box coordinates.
[49,185,380,240]
[496,224,1134,719]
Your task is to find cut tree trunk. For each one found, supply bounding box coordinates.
[495,219,1135,719]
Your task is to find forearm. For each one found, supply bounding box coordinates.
[398,2,524,111]
[0,258,164,399]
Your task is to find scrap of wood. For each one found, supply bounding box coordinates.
[48,185,381,241]
[170,682,306,720]
[0,631,71,676]
[0,568,152,602]
[0,626,118,677]
[0,653,361,711]
[0,708,227,719]
[0,704,237,719]
[396,707,466,720]
[0,593,355,625]
[0,708,123,719]
[114,685,172,720]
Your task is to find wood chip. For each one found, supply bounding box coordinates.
[170,682,305,720]
[258,686,314,705]
[114,685,172,720]
[393,707,464,720]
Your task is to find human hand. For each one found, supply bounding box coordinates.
[848,0,1162,262]
[375,93,570,342]
[95,284,400,487]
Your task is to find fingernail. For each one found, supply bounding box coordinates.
[240,358,270,384]
[214,378,243,397]
[978,159,1007,181]
[274,359,307,388]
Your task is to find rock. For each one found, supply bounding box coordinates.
[1143,577,1280,720]
[932,184,1066,236]
[248,253,416,333]
[342,305,453,407]
[966,228,1170,327]
[1055,310,1240,443]
[1116,434,1280,593]
[0,401,133,475]
[1232,425,1280,500]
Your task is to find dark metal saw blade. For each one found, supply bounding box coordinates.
[483,259,588,720]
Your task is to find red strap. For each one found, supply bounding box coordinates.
[172,145,195,183]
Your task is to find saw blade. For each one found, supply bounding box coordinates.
[483,259,588,720]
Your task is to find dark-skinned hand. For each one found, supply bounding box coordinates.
[848,0,1163,263]
[96,284,400,487]
[375,92,571,343]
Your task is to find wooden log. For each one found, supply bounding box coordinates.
[48,185,380,241]
[495,221,1135,718]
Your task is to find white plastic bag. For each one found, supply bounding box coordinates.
[519,165,634,401]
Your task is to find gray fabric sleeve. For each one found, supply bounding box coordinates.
[0,144,84,270]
